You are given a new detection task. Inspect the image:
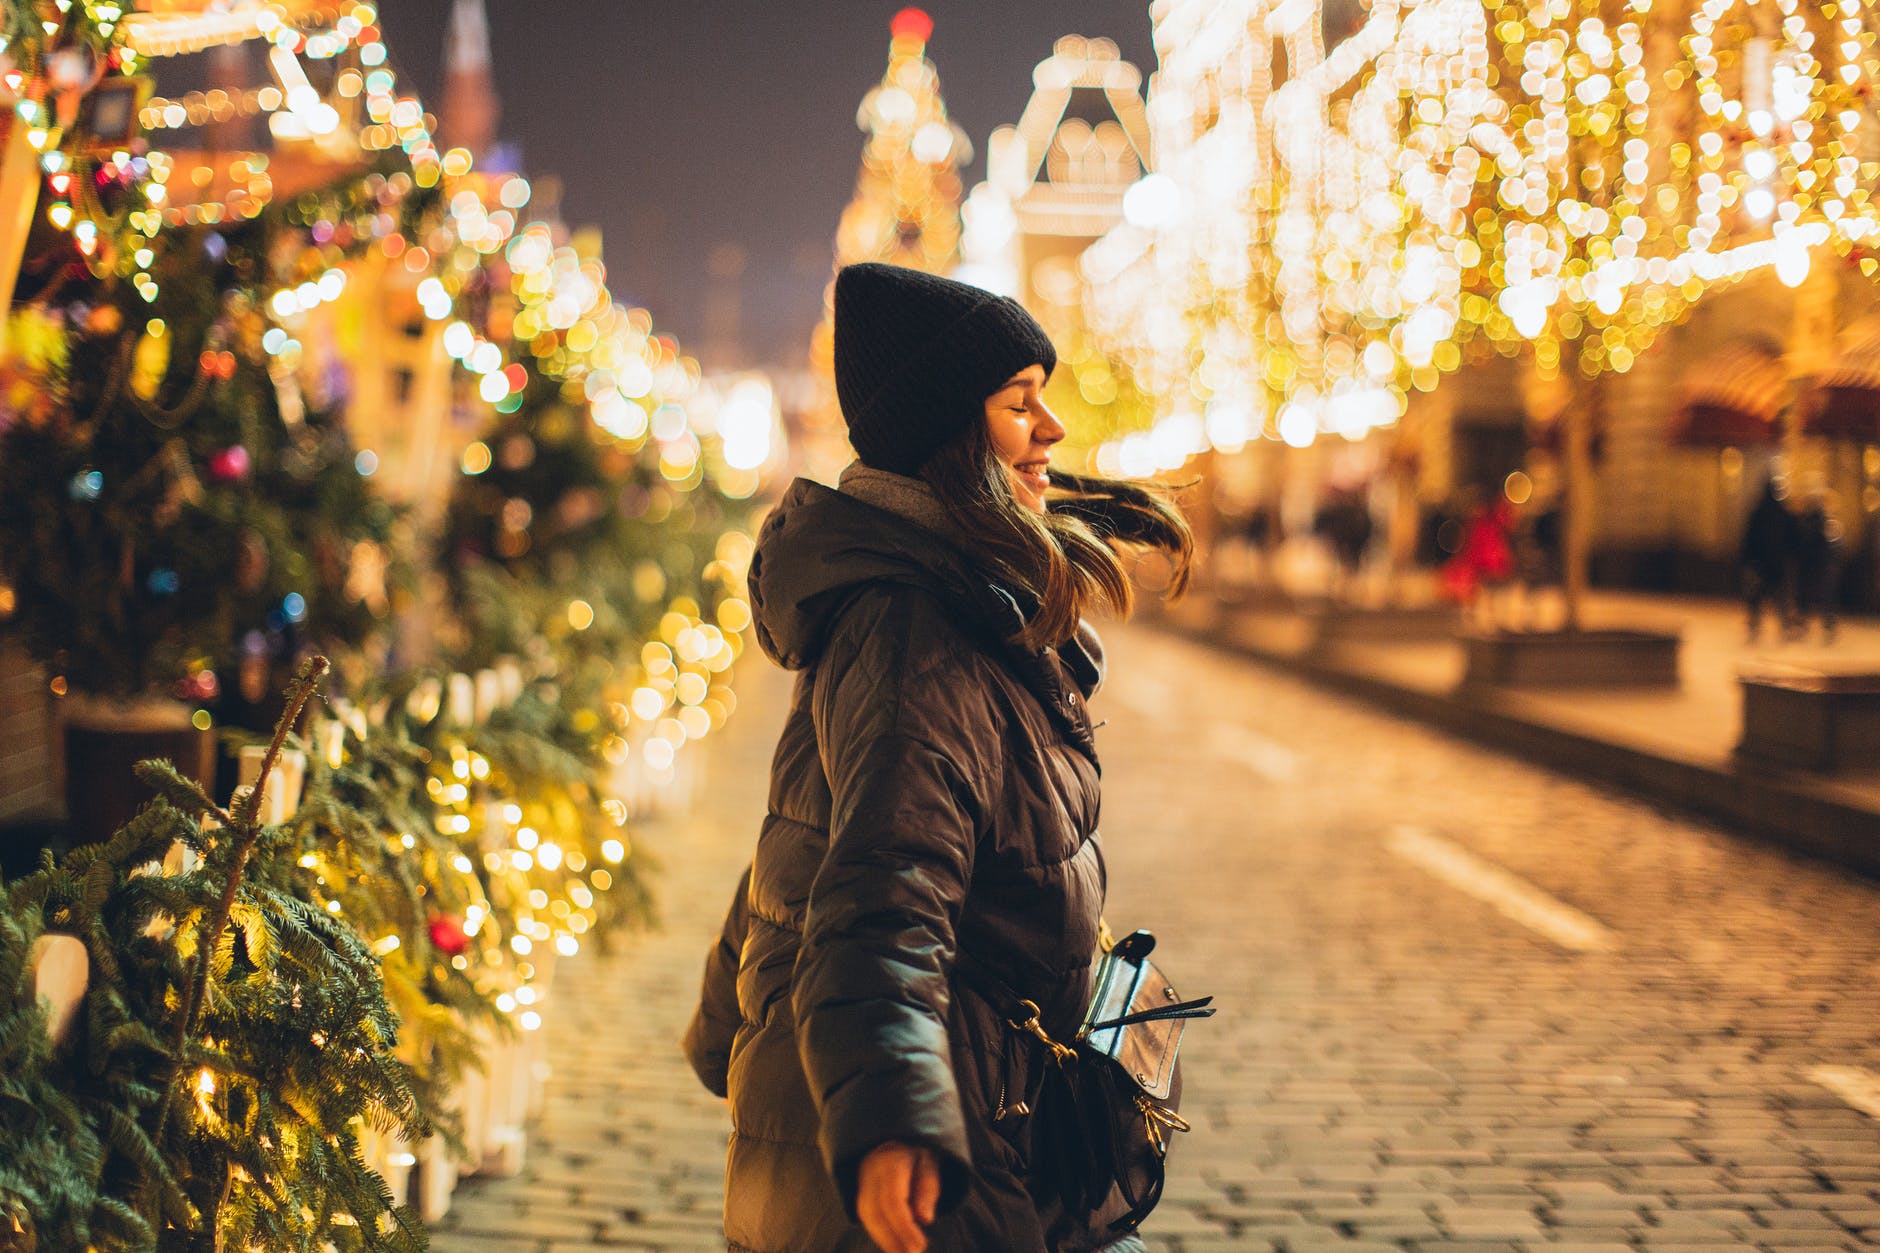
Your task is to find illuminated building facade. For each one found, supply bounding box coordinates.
[1080,0,1880,603]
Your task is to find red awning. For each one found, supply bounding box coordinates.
[1801,325,1880,443]
[1671,341,1787,448]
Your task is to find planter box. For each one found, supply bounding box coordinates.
[1212,583,1297,613]
[1461,628,1682,688]
[1304,602,1461,651]
[63,699,215,842]
[1737,666,1880,774]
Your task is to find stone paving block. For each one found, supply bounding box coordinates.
[438,631,1880,1253]
[431,1237,549,1253]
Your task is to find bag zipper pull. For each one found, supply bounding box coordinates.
[993,1026,1031,1121]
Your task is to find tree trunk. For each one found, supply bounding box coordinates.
[1561,368,1600,633]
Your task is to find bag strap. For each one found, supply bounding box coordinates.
[1085,996,1216,1034]
[954,951,1076,1065]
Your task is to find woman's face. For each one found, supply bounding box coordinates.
[982,364,1065,514]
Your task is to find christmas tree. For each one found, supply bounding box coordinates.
[805,8,969,475]
[0,659,429,1252]
[0,184,431,706]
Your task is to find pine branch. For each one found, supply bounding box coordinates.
[155,655,328,1142]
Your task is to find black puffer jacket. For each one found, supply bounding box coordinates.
[683,478,1117,1252]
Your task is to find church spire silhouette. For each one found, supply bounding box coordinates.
[441,0,499,156]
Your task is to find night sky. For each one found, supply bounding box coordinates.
[374,1,1157,369]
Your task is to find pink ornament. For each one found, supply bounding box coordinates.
[207,445,251,482]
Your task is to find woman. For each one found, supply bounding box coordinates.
[683,262,1192,1253]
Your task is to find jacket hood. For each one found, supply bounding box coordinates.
[749,478,1026,672]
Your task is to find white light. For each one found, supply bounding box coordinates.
[1122,174,1183,230]
[1117,433,1158,478]
[718,378,776,470]
[1775,231,1812,288]
[442,321,474,358]
[595,394,649,441]
[1745,187,1777,220]
[1506,288,1548,340]
[1278,402,1317,449]
[470,342,503,375]
[1575,74,1612,106]
[873,86,915,127]
[479,372,510,403]
[911,120,954,163]
[1204,400,1253,452]
[1268,0,1314,37]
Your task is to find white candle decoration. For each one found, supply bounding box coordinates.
[474,669,501,723]
[319,719,346,769]
[494,656,524,703]
[29,934,89,1047]
[237,746,305,825]
[447,673,476,727]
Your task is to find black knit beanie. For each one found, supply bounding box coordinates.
[833,262,1057,476]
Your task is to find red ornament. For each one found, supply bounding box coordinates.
[172,669,219,702]
[207,445,251,482]
[428,914,469,957]
[890,7,933,42]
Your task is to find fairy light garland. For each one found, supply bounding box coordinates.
[1088,0,1880,460]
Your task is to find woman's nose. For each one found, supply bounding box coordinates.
[1034,403,1067,446]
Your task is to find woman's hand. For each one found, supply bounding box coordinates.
[856,1140,941,1253]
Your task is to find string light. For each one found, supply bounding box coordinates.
[1087,0,1880,452]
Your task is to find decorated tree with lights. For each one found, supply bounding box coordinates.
[1419,0,1870,625]
[440,219,755,682]
[0,222,405,705]
[0,3,770,1245]
[1090,0,1880,623]
[805,7,969,468]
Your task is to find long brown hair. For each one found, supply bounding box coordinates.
[919,418,1193,650]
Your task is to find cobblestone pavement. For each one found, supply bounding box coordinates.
[434,621,1880,1253]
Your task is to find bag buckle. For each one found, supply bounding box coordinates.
[1009,998,1077,1066]
[1136,1093,1191,1153]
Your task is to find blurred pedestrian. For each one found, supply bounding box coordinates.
[1219,499,1281,593]
[1314,486,1375,603]
[1790,490,1841,642]
[684,263,1193,1253]
[1242,498,1282,588]
[1739,477,1793,643]
[1442,490,1516,628]
[1514,493,1564,630]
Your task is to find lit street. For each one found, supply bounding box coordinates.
[11,0,1880,1246]
[434,621,1880,1253]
